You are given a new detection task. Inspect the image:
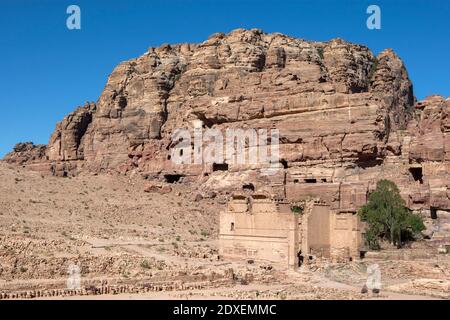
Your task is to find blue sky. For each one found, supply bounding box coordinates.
[0,0,449,157]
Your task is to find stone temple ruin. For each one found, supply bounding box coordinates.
[219,194,365,268]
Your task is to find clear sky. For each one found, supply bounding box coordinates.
[0,0,449,157]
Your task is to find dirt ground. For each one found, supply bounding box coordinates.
[1,162,449,300]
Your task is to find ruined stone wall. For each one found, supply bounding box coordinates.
[219,196,298,267]
[220,196,364,267]
[299,203,363,261]
[304,204,330,257]
[329,212,364,260]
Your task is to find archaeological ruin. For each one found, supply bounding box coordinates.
[219,194,365,268]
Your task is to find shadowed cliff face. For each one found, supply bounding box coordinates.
[4,29,449,216]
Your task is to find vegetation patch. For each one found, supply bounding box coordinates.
[358,179,425,250]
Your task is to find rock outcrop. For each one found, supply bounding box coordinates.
[46,102,95,162]
[3,29,449,228]
[3,142,47,165]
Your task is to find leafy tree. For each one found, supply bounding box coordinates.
[358,179,425,249]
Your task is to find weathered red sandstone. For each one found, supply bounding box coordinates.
[4,142,46,165]
[4,29,449,234]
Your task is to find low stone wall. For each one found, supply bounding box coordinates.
[0,278,233,300]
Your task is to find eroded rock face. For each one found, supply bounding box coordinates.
[47,102,96,162]
[370,49,415,130]
[3,142,47,165]
[3,29,449,216]
[409,95,450,162]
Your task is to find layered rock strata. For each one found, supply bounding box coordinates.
[4,29,449,234]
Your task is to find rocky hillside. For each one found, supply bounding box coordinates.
[4,29,449,227]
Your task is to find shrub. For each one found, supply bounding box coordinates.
[291,206,303,215]
[369,57,379,80]
[317,47,324,60]
[140,260,151,269]
[200,230,210,237]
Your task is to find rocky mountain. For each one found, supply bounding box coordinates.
[4,29,449,232]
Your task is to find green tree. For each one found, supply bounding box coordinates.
[358,179,425,249]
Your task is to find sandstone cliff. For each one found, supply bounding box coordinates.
[4,29,449,230]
